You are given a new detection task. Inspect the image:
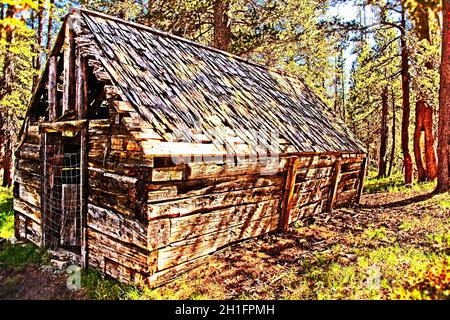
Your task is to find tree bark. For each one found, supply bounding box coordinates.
[34,0,45,86]
[0,5,17,187]
[2,132,12,187]
[436,0,450,193]
[414,100,428,181]
[388,85,396,177]
[47,0,54,52]
[378,86,388,178]
[414,100,438,181]
[213,0,231,51]
[400,5,413,185]
[411,0,438,182]
[413,4,431,43]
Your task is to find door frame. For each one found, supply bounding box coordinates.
[40,121,88,264]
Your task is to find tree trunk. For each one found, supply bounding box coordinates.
[414,100,428,181]
[213,0,231,51]
[34,0,45,86]
[378,86,388,178]
[388,85,396,177]
[0,115,4,182]
[400,5,413,185]
[2,133,12,187]
[0,5,16,188]
[414,5,431,43]
[47,0,54,52]
[0,8,15,98]
[436,0,450,193]
[414,100,438,181]
[411,1,438,182]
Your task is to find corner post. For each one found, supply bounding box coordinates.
[62,23,75,115]
[356,156,368,204]
[326,158,342,211]
[48,56,57,121]
[279,156,300,232]
[76,46,89,268]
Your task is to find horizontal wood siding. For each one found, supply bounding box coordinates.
[13,125,43,245]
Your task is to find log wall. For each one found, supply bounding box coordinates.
[13,125,43,245]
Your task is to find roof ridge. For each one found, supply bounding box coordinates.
[70,6,310,85]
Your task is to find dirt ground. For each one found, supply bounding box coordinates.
[0,187,448,300]
[0,265,87,300]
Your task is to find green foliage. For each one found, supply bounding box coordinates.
[364,171,404,193]
[80,269,133,300]
[393,256,450,299]
[0,187,14,239]
[0,242,48,269]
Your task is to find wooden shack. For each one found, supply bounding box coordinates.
[13,8,367,287]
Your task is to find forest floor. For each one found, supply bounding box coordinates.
[0,176,449,300]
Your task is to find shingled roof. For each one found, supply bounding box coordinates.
[73,9,365,155]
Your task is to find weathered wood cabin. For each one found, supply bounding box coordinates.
[13,8,367,286]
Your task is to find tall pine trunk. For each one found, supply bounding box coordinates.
[414,100,438,181]
[388,85,396,177]
[0,5,16,187]
[400,5,413,185]
[34,0,45,86]
[378,87,389,178]
[47,0,54,52]
[436,0,450,193]
[213,0,231,51]
[412,3,438,182]
[2,133,12,187]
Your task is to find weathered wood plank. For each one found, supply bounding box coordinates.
[147,174,283,203]
[289,200,323,223]
[25,218,42,245]
[87,228,150,273]
[170,199,280,242]
[326,159,342,212]
[184,157,288,180]
[279,156,299,232]
[23,125,41,144]
[14,170,41,190]
[113,101,135,113]
[158,214,278,271]
[13,197,41,224]
[140,140,226,156]
[147,185,282,220]
[18,183,41,208]
[87,204,147,250]
[48,56,57,121]
[62,25,75,114]
[60,184,79,246]
[15,159,41,174]
[356,157,368,204]
[147,255,209,288]
[39,120,87,133]
[17,143,41,161]
[337,189,358,206]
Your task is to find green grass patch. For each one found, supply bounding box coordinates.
[80,269,133,300]
[0,242,48,269]
[291,246,449,300]
[0,187,14,239]
[364,172,404,194]
[364,171,437,194]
